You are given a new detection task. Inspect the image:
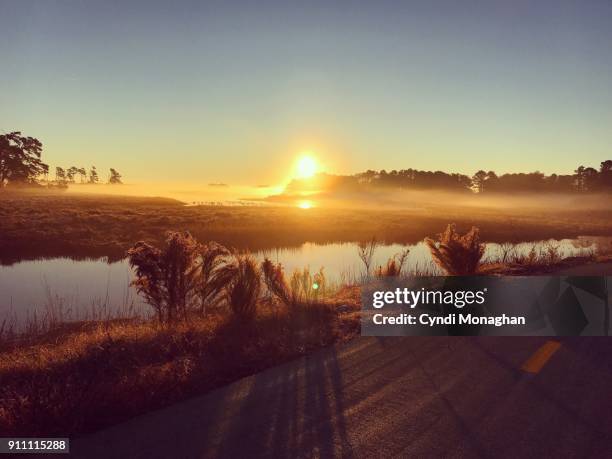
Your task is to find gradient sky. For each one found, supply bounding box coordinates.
[1,0,611,185]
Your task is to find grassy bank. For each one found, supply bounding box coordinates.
[1,190,611,264]
[0,287,361,437]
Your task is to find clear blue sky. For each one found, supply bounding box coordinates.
[1,0,611,184]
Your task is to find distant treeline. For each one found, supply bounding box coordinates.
[354,162,612,193]
[0,131,122,188]
[285,161,612,195]
[53,165,122,185]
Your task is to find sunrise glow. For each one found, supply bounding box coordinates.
[298,200,313,209]
[295,155,317,179]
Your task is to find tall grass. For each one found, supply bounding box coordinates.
[197,242,231,314]
[426,224,485,275]
[0,296,361,437]
[357,237,379,279]
[375,248,410,277]
[262,258,328,307]
[127,231,200,322]
[220,254,261,320]
[290,267,327,304]
[261,258,292,306]
[0,279,139,347]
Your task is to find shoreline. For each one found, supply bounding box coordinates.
[2,191,611,265]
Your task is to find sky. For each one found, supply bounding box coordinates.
[1,0,611,186]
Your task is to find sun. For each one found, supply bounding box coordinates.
[298,200,313,209]
[295,155,317,179]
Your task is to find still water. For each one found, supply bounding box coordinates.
[0,238,605,327]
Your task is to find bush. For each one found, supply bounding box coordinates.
[425,224,485,275]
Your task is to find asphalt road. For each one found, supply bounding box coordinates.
[72,336,612,458]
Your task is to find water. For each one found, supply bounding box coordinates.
[0,237,606,329]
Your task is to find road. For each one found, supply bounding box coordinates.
[72,336,612,458]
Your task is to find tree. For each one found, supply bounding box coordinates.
[599,160,612,190]
[472,170,487,193]
[66,166,79,183]
[484,170,498,191]
[88,166,99,184]
[574,166,586,191]
[582,167,599,192]
[77,167,87,183]
[108,168,122,184]
[55,167,66,183]
[0,132,48,187]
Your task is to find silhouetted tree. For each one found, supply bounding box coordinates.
[300,162,608,194]
[486,170,498,187]
[77,167,87,183]
[55,167,66,183]
[0,132,47,187]
[600,160,612,190]
[353,168,472,192]
[66,166,79,183]
[88,166,99,184]
[583,167,599,192]
[108,168,122,184]
[472,170,487,193]
[574,166,586,191]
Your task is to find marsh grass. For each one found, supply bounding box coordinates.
[0,289,361,437]
[0,279,139,347]
[357,237,379,280]
[1,221,610,438]
[262,258,329,308]
[127,232,201,323]
[484,240,597,267]
[2,191,611,266]
[374,248,410,277]
[426,224,485,275]
[290,267,327,304]
[222,254,261,320]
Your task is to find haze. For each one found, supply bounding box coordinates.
[2,0,612,189]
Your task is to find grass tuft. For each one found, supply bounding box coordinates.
[426,224,485,275]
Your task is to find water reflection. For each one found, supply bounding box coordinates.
[0,237,606,329]
[0,258,146,328]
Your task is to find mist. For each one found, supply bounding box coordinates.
[264,187,612,213]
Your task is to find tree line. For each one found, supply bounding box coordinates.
[53,166,122,185]
[354,161,612,193]
[0,131,122,187]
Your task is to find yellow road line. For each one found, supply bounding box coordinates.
[521,340,562,374]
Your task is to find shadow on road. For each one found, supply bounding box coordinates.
[215,348,353,458]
